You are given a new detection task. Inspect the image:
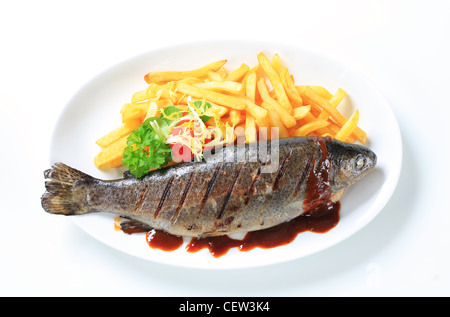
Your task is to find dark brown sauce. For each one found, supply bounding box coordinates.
[141,201,339,257]
[146,229,184,251]
[125,136,340,257]
[185,201,340,257]
[303,136,332,216]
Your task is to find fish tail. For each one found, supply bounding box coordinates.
[41,162,92,215]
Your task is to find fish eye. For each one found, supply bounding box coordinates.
[355,155,366,170]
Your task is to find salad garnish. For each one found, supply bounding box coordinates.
[122,97,231,178]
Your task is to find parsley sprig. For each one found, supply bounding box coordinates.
[122,118,172,178]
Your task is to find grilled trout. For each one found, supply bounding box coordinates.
[41,137,376,237]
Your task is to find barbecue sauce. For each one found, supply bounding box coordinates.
[143,201,339,257]
[146,229,184,251]
[303,136,333,216]
[185,201,339,257]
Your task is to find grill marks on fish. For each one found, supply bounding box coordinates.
[171,168,197,225]
[243,166,262,206]
[200,162,223,213]
[134,184,150,213]
[216,162,245,220]
[272,150,292,191]
[291,153,314,199]
[154,176,175,219]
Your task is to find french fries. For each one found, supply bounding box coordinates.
[225,63,250,82]
[94,52,368,170]
[195,80,243,94]
[144,60,227,84]
[297,85,367,143]
[175,82,247,110]
[257,52,292,112]
[335,110,359,142]
[96,119,141,148]
[293,106,311,120]
[94,135,128,169]
[257,78,296,128]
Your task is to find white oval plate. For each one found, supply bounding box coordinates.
[49,40,402,269]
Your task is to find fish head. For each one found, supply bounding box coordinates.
[328,140,377,192]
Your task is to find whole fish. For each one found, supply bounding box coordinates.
[41,137,376,238]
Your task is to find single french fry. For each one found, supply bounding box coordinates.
[120,102,131,114]
[217,67,227,79]
[144,60,227,84]
[256,78,276,104]
[241,99,267,122]
[271,53,284,75]
[225,63,249,82]
[96,119,141,148]
[195,80,243,94]
[245,113,257,143]
[329,88,347,107]
[327,123,356,143]
[293,105,311,120]
[207,70,223,81]
[208,103,229,117]
[122,102,150,123]
[245,71,257,103]
[229,109,243,126]
[130,84,174,104]
[335,110,359,142]
[241,65,259,88]
[297,113,330,136]
[131,89,150,104]
[175,82,246,110]
[298,85,367,143]
[293,120,330,137]
[266,111,289,138]
[254,117,270,140]
[280,68,303,107]
[94,135,128,169]
[297,85,333,100]
[106,156,124,169]
[257,52,292,112]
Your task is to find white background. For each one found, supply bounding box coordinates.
[0,0,449,296]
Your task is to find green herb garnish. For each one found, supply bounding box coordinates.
[122,118,173,178]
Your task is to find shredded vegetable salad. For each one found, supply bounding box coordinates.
[122,96,233,178]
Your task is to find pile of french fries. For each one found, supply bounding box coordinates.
[94,52,367,170]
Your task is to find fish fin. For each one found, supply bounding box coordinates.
[119,219,153,234]
[41,162,92,215]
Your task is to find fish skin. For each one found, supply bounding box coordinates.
[41,137,376,238]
